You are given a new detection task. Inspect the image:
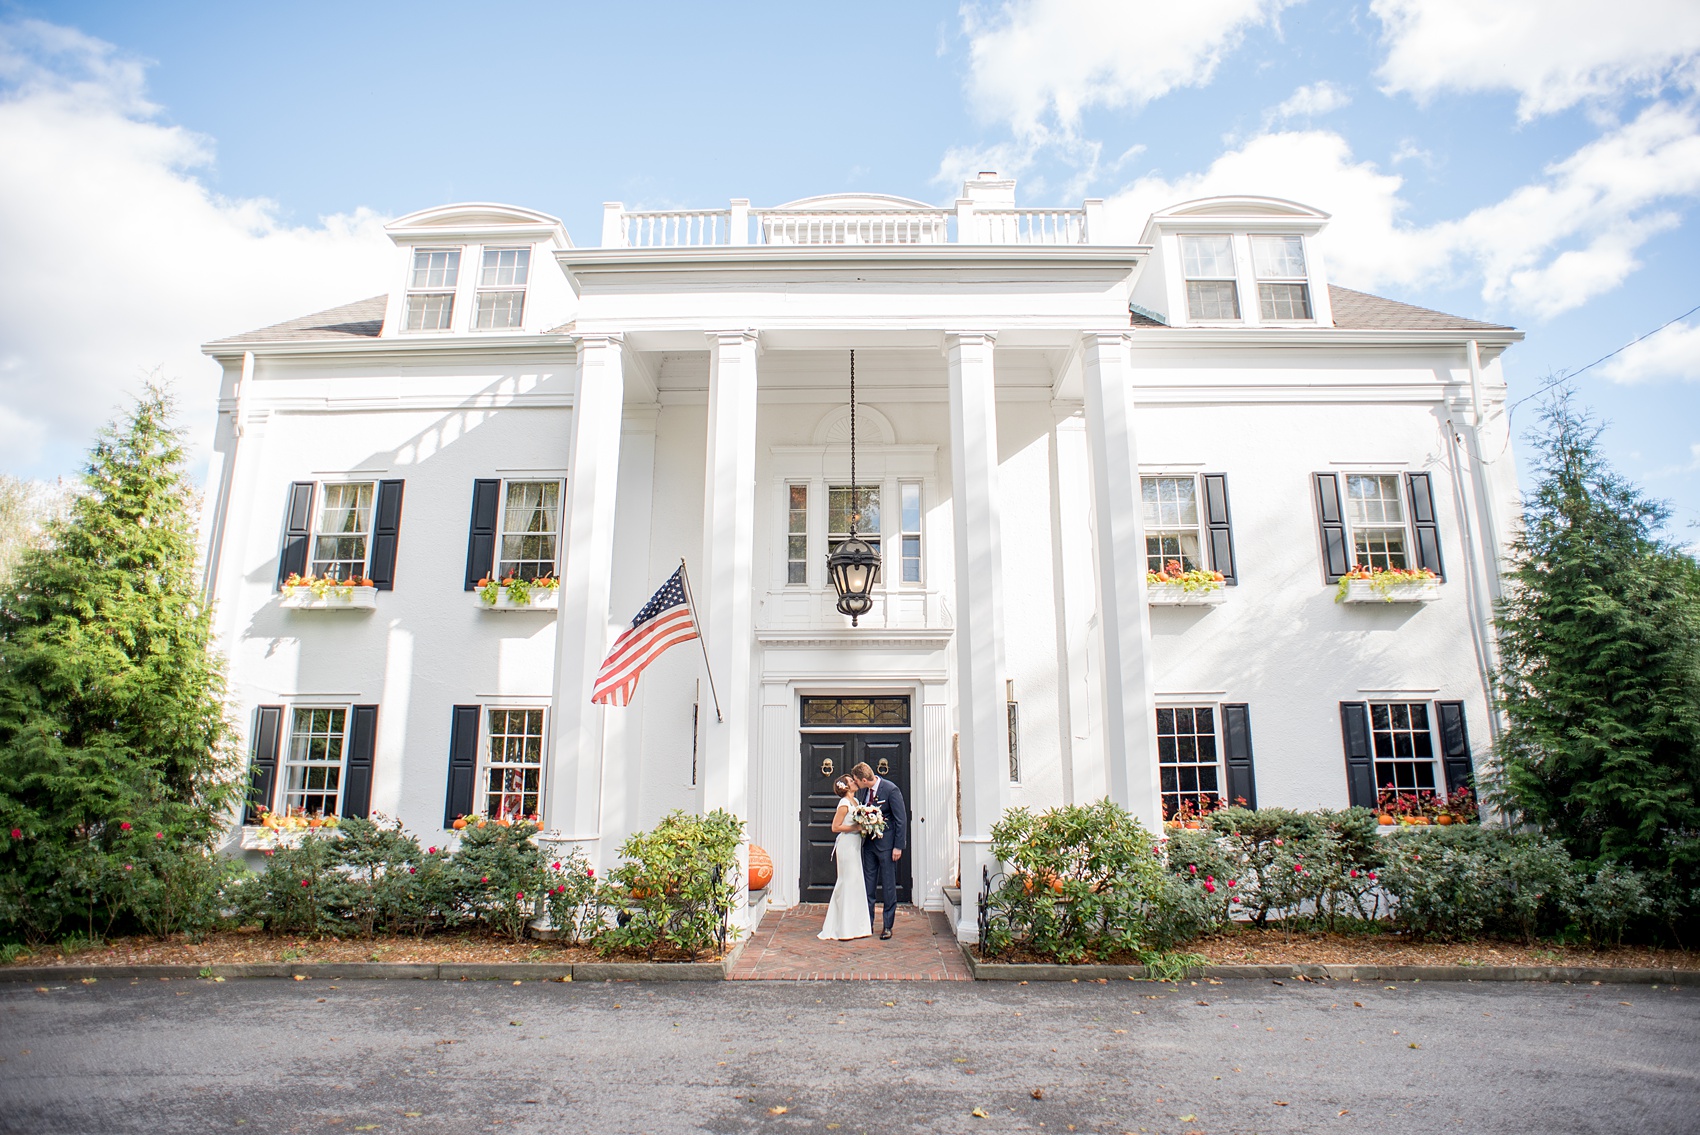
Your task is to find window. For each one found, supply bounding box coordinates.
[1251,235,1311,320]
[404,248,460,331]
[1157,706,1222,820]
[1345,474,1409,570]
[311,482,375,581]
[282,708,347,817]
[828,485,880,563]
[1369,702,1437,793]
[498,480,561,581]
[1141,475,1204,572]
[899,482,922,584]
[483,708,545,822]
[786,484,808,585]
[1007,681,1020,783]
[1180,235,1240,320]
[474,247,530,330]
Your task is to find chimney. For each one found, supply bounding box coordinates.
[962,170,1016,209]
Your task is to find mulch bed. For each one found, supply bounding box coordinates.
[978,927,1700,970]
[4,928,719,968]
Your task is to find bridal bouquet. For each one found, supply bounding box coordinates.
[849,801,887,839]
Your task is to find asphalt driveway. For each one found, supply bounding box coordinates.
[1,974,1695,1134]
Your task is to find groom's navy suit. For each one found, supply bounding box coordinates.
[859,777,908,932]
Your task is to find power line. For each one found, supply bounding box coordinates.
[1509,300,1700,410]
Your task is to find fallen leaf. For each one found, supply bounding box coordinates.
[1274,1100,1289,1106]
[827,1126,840,1131]
[954,1058,968,1063]
[1353,1001,1364,1007]
[33,987,47,994]
[293,975,306,982]
[1031,1088,1045,1100]
[768,1106,788,1115]
[1271,980,1284,986]
[402,1114,421,1119]
[1339,1109,1350,1116]
[970,1107,989,1118]
[1178,1115,1197,1122]
[1408,1042,1421,1049]
[512,981,521,986]
[1195,1000,1209,1006]
[353,1127,378,1132]
[883,1001,896,1007]
[1619,1001,1632,1006]
[509,1021,522,1026]
[80,978,96,985]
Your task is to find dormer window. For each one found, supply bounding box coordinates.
[1251,235,1311,320]
[405,249,460,331]
[474,248,530,330]
[1180,235,1240,321]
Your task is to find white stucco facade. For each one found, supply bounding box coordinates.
[199,179,1522,938]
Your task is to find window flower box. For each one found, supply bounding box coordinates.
[280,574,377,610]
[1146,561,1226,606]
[241,810,342,850]
[475,574,560,612]
[1335,565,1439,604]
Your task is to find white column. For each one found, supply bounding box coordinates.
[697,331,760,830]
[547,334,625,860]
[1080,331,1161,822]
[946,331,1009,938]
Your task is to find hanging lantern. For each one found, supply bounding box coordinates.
[827,350,880,625]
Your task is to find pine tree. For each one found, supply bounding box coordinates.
[1493,392,1700,922]
[0,387,236,941]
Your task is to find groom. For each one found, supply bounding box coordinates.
[852,761,907,940]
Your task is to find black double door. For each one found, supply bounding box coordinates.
[799,732,912,905]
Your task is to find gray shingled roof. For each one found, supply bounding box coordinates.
[208,295,386,347]
[1325,285,1511,331]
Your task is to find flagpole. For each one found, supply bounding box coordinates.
[678,558,723,723]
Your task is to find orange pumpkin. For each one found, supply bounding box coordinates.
[1435,814,1454,826]
[452,817,467,830]
[1377,814,1394,825]
[747,845,774,891]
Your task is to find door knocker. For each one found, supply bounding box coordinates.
[876,757,891,776]
[820,757,835,777]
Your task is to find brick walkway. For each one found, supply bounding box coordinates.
[728,903,972,981]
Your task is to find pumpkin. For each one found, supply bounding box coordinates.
[1377,814,1395,825]
[747,845,774,891]
[1435,814,1454,825]
[452,817,467,830]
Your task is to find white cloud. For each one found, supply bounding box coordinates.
[0,19,394,481]
[1600,319,1700,384]
[1373,0,1700,120]
[1262,81,1350,128]
[961,0,1292,138]
[1098,101,1700,319]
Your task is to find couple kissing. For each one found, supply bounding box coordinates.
[817,761,908,941]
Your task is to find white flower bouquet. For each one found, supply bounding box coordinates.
[849,801,887,839]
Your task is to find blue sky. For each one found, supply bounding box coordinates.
[2,1,1698,547]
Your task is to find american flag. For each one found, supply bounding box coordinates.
[591,568,698,707]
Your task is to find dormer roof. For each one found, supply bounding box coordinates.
[1140,196,1329,244]
[385,202,571,246]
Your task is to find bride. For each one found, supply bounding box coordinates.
[818,775,872,941]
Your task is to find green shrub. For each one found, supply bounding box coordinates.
[331,817,458,937]
[105,826,242,938]
[1577,864,1654,946]
[541,847,604,945]
[1377,826,1580,942]
[450,820,547,940]
[983,800,1207,962]
[229,834,348,936]
[597,809,742,960]
[1166,807,1383,929]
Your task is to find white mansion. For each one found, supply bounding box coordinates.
[199,175,1521,937]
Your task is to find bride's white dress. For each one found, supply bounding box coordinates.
[818,801,872,940]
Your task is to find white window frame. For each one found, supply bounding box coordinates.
[1343,472,1412,572]
[1156,703,1224,821]
[1368,701,1440,797]
[480,706,547,823]
[1140,474,1206,573]
[784,482,809,587]
[1250,234,1312,321]
[404,247,461,332]
[310,481,377,582]
[495,477,563,581]
[473,246,531,331]
[279,705,350,818]
[1180,234,1241,322]
[898,480,923,586]
[827,483,882,569]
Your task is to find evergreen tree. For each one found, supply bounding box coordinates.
[1494,392,1700,925]
[0,387,235,941]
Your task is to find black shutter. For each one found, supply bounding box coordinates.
[1314,473,1350,582]
[445,704,482,827]
[1340,702,1376,808]
[368,479,405,590]
[341,705,379,820]
[1221,703,1256,809]
[465,478,502,590]
[1406,471,1445,579]
[277,482,315,588]
[245,706,284,823]
[1201,473,1238,585]
[1435,701,1474,796]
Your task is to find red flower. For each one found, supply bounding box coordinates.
[480,876,489,883]
[551,862,561,871]
[1272,838,1283,847]
[1368,872,1378,881]
[154,832,165,840]
[300,879,310,887]
[1203,881,1216,894]
[427,846,437,855]
[119,822,132,831]
[516,892,525,901]
[1188,864,1197,874]
[1227,880,1237,888]
[8,828,19,840]
[587,868,595,878]
[264,849,274,857]
[1350,869,1359,878]
[1205,876,1214,884]
[123,864,133,871]
[409,867,417,874]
